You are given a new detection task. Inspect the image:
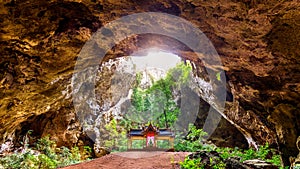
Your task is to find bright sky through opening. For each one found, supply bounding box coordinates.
[129,50,181,71]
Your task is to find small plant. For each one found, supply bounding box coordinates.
[82,146,93,160]
[103,118,128,152]
[209,157,226,169]
[174,124,213,152]
[216,143,284,167]
[169,154,175,168]
[0,134,91,169]
[216,72,221,81]
[177,125,284,169]
[180,157,203,169]
[36,136,57,161]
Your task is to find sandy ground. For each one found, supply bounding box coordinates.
[61,151,191,169]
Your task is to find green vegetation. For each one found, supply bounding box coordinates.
[0,60,289,168]
[0,133,92,169]
[175,124,212,152]
[216,72,221,81]
[103,118,127,151]
[179,124,285,169]
[156,140,170,149]
[100,61,283,168]
[124,61,192,129]
[101,61,193,151]
[180,156,226,169]
[181,157,203,169]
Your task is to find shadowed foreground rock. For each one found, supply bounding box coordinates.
[188,151,278,169]
[226,158,278,169]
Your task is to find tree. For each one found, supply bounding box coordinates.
[123,61,193,129]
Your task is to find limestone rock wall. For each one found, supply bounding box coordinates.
[0,0,299,166]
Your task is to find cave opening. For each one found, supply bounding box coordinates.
[63,28,249,153]
[12,33,247,155]
[93,48,208,152]
[84,39,248,152]
[0,2,298,167]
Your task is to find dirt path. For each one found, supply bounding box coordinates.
[62,151,191,169]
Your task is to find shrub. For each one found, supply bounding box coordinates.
[180,143,284,169]
[0,135,91,169]
[216,143,281,163]
[180,157,203,169]
[174,124,214,152]
[177,124,285,168]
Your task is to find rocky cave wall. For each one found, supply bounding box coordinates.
[0,0,299,166]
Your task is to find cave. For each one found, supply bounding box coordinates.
[0,0,299,167]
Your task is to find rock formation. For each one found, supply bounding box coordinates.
[0,0,299,166]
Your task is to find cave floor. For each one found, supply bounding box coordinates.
[61,152,191,169]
